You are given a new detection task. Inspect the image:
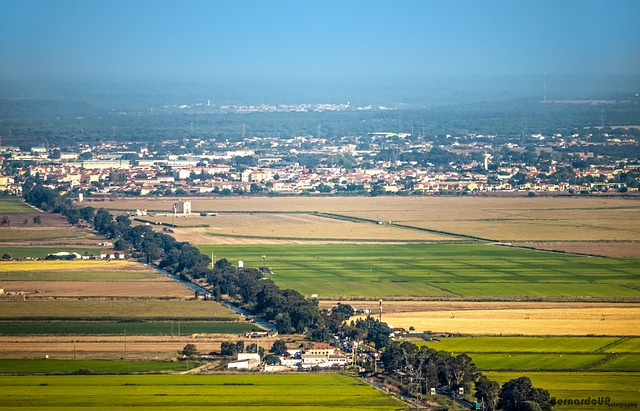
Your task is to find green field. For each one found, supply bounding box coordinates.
[468,353,609,371]
[419,337,640,371]
[419,336,629,353]
[0,321,259,335]
[484,372,640,410]
[197,244,640,298]
[0,359,204,374]
[0,198,34,212]
[0,374,406,410]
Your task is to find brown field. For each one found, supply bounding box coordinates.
[96,196,640,246]
[1,279,192,298]
[514,241,640,258]
[0,335,282,360]
[0,211,108,247]
[147,213,453,243]
[0,299,236,319]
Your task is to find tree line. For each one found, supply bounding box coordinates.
[380,340,552,411]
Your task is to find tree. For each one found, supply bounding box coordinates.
[497,377,552,411]
[181,344,198,358]
[448,353,479,392]
[475,375,500,411]
[1,215,10,227]
[264,354,281,365]
[220,341,237,356]
[270,339,288,356]
[1,253,11,260]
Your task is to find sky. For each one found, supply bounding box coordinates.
[0,0,639,81]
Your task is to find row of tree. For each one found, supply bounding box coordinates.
[379,340,552,411]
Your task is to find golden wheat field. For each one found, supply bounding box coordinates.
[370,306,640,336]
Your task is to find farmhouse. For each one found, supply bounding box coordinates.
[299,343,349,369]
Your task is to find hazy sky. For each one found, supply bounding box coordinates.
[0,0,639,80]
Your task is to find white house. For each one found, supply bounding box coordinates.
[278,343,348,370]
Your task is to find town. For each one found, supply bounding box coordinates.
[1,126,639,196]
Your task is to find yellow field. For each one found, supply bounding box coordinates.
[371,306,640,336]
[96,196,640,243]
[0,260,154,273]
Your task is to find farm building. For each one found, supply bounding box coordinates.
[100,252,125,260]
[227,353,261,370]
[172,200,191,215]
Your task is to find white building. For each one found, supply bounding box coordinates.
[227,353,261,370]
[173,200,191,215]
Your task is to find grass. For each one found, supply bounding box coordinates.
[0,321,259,335]
[484,372,640,410]
[197,243,640,298]
[0,300,238,320]
[0,374,406,410]
[0,359,204,374]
